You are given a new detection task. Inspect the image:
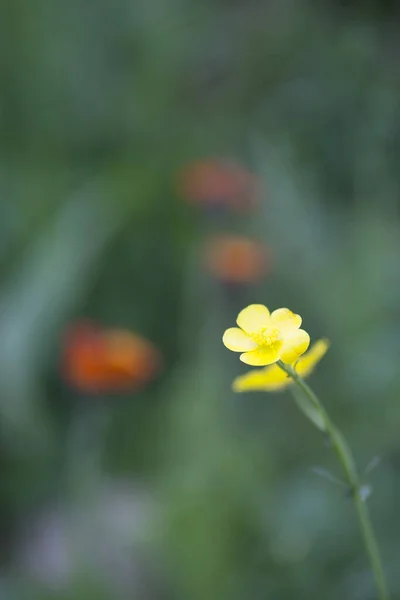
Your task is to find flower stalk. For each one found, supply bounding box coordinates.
[277,361,390,600]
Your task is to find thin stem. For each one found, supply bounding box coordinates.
[65,400,110,500]
[277,361,390,600]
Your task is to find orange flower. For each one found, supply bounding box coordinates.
[62,321,161,393]
[178,159,259,211]
[204,235,271,284]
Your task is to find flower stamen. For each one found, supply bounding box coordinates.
[251,327,281,348]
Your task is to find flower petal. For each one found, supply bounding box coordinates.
[270,308,302,333]
[233,364,289,392]
[296,339,330,378]
[240,345,280,366]
[236,304,270,334]
[279,329,310,364]
[222,327,258,352]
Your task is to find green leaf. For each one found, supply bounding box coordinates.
[291,386,326,432]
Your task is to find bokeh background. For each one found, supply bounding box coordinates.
[1,0,400,598]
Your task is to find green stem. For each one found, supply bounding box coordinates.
[277,361,390,600]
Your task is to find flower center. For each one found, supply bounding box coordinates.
[251,327,281,348]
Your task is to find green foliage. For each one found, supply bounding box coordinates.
[0,1,400,598]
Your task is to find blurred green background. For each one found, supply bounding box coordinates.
[1,0,400,598]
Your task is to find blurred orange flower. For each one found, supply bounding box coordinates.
[178,159,259,211]
[204,235,271,284]
[62,321,161,393]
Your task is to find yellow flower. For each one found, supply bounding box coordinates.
[232,339,330,392]
[222,304,310,366]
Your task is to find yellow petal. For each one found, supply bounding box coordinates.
[279,329,310,364]
[270,308,302,333]
[236,304,270,334]
[240,345,280,366]
[233,364,289,392]
[222,327,258,352]
[296,339,330,378]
